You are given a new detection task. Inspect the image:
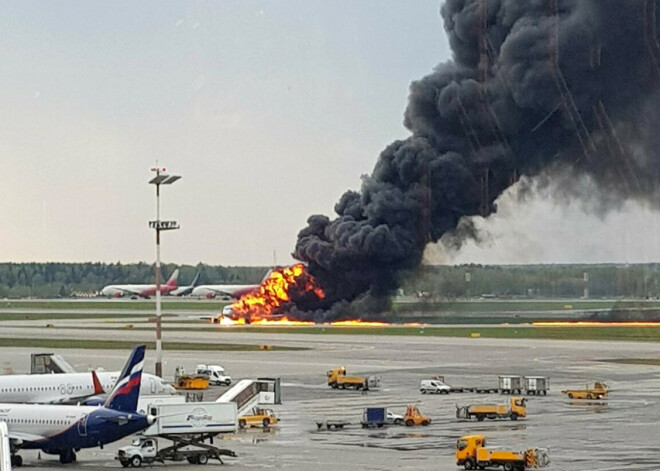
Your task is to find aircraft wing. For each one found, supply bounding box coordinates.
[113,287,143,296]
[201,287,237,297]
[8,431,47,445]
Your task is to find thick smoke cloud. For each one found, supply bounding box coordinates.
[293,0,660,318]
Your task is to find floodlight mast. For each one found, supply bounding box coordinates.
[148,166,181,378]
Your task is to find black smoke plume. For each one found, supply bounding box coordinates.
[293,0,660,319]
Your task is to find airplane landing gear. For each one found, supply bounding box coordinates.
[59,449,76,464]
[10,455,23,467]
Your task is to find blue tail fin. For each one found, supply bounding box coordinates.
[104,345,146,412]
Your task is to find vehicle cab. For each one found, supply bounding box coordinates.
[116,437,158,467]
[456,434,485,467]
[195,364,232,386]
[510,397,527,417]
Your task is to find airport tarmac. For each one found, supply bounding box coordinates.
[2,324,660,470]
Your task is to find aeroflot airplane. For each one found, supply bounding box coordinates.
[100,269,179,298]
[0,369,175,405]
[0,345,153,466]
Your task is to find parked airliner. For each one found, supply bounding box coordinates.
[0,369,175,405]
[100,269,179,298]
[1,345,153,466]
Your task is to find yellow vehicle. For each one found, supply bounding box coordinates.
[456,434,550,470]
[238,407,278,428]
[456,397,526,421]
[173,367,209,390]
[404,405,431,426]
[562,380,609,399]
[327,367,375,390]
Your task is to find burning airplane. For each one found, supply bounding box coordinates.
[233,1,660,323]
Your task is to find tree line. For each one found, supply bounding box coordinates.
[0,262,659,299]
[401,263,660,300]
[0,263,269,298]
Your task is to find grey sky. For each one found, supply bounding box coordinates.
[1,1,657,266]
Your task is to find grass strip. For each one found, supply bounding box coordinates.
[16,324,660,342]
[0,338,306,351]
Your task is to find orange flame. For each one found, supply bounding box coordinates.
[230,264,325,323]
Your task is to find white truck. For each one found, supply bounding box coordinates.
[420,379,451,394]
[116,402,238,467]
[196,364,232,386]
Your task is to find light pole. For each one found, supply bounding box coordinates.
[148,167,181,378]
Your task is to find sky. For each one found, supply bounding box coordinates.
[1,1,659,267]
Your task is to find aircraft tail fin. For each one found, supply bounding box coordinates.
[91,370,106,394]
[190,271,201,287]
[104,345,145,412]
[165,269,179,287]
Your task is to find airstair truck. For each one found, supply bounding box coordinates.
[116,402,237,467]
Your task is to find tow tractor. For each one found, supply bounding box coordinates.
[238,407,278,428]
[404,405,431,426]
[562,380,609,399]
[456,434,550,470]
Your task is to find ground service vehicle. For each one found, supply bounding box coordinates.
[196,364,232,386]
[420,379,451,394]
[361,407,387,428]
[562,380,609,399]
[327,367,380,390]
[456,435,550,470]
[238,407,278,428]
[387,410,404,425]
[173,367,209,390]
[404,405,431,426]
[117,402,237,467]
[456,397,526,421]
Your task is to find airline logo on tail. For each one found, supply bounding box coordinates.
[165,269,179,287]
[104,345,145,412]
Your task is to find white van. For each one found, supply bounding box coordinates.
[420,379,451,394]
[196,364,232,386]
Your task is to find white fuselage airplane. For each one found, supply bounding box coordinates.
[191,283,259,299]
[191,269,272,299]
[100,269,179,298]
[0,371,175,404]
